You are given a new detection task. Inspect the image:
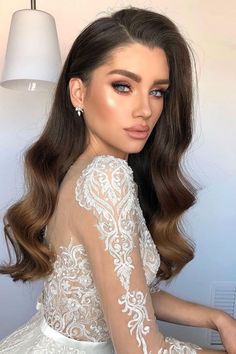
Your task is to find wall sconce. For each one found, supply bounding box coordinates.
[1,0,61,91]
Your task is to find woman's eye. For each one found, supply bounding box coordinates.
[112,82,167,98]
[150,89,166,98]
[112,83,130,93]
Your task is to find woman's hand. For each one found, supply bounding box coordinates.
[213,311,236,354]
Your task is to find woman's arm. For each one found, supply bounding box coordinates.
[150,289,224,330]
[151,289,236,353]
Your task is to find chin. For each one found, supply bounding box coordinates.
[128,146,145,154]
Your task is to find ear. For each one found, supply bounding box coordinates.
[69,78,86,108]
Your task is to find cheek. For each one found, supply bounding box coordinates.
[89,87,129,126]
[151,101,164,126]
[90,87,120,117]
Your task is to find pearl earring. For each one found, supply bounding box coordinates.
[75,106,84,117]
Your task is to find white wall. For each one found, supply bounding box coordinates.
[0,0,235,346]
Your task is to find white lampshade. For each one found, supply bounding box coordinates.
[1,9,61,91]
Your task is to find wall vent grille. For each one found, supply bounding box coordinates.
[208,282,236,346]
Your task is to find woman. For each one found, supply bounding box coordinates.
[0,6,235,354]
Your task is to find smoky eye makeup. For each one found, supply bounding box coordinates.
[111,81,169,98]
[111,82,131,92]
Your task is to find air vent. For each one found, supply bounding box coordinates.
[208,282,236,347]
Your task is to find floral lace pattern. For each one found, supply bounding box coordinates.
[41,155,160,345]
[157,336,203,353]
[0,155,203,353]
[75,155,160,352]
[43,243,110,342]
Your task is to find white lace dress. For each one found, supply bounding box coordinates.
[0,155,203,353]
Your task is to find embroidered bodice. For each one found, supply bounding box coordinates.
[40,155,202,354]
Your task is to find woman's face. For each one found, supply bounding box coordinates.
[69,42,169,160]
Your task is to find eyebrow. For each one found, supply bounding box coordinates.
[107,69,169,86]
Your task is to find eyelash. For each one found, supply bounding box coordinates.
[111,82,167,98]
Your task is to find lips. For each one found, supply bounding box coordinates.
[124,124,150,140]
[125,124,149,132]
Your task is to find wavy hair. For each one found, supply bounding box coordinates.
[0,6,198,282]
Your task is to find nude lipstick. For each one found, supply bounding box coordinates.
[124,124,149,139]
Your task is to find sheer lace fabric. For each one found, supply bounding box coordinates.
[43,155,161,348]
[0,155,202,353]
[157,337,202,353]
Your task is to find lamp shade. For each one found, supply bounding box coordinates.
[1,9,61,91]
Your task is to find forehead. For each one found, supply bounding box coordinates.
[98,43,169,78]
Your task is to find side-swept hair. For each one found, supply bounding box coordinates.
[1,6,198,282]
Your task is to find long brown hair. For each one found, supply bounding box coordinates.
[1,6,198,282]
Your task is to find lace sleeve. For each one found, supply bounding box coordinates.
[74,155,163,353]
[74,155,202,354]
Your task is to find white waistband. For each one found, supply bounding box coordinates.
[40,317,114,353]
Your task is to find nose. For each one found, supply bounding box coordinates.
[133,94,152,120]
